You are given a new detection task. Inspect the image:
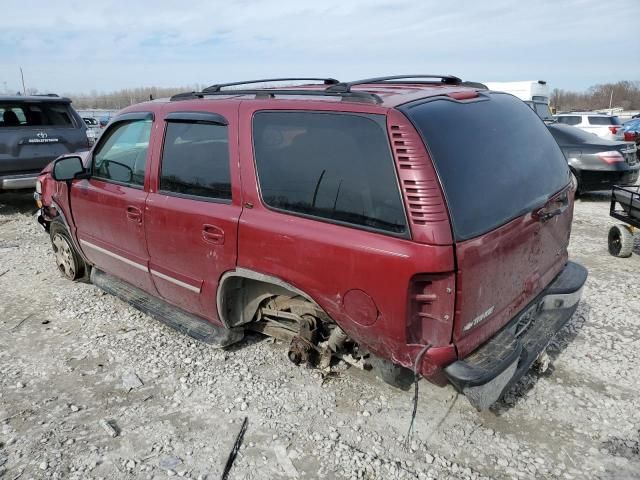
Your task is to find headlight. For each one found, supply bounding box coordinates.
[35,179,42,194]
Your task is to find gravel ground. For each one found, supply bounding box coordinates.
[1,190,639,480]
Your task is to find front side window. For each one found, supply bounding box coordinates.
[253,112,407,235]
[93,120,151,186]
[160,121,231,200]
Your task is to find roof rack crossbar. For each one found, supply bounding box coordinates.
[203,78,340,93]
[170,88,382,104]
[326,74,462,93]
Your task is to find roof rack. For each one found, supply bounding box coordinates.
[325,74,462,93]
[203,77,340,93]
[170,88,383,104]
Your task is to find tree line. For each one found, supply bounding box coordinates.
[41,80,640,112]
[551,81,640,112]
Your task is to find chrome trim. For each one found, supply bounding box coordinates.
[0,174,38,190]
[150,269,201,293]
[79,239,148,272]
[541,286,583,311]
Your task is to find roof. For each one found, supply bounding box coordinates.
[0,94,71,103]
[157,75,485,109]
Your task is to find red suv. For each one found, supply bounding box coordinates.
[35,76,587,410]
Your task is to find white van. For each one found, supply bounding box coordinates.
[484,80,552,120]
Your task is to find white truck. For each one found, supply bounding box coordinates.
[484,80,553,120]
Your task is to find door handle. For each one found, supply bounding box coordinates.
[126,206,142,223]
[202,224,225,245]
[533,192,569,223]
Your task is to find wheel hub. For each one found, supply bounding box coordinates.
[52,234,76,279]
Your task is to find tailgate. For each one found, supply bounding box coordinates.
[0,101,87,174]
[401,91,573,357]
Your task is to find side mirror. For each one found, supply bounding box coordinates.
[52,156,86,181]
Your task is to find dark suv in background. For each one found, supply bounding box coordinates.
[0,95,89,191]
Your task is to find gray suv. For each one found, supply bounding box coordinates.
[0,95,89,190]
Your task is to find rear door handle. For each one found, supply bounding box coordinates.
[126,206,142,223]
[534,192,569,223]
[202,224,225,245]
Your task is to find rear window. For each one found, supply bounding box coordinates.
[0,102,75,127]
[253,112,407,235]
[588,116,621,125]
[402,93,570,241]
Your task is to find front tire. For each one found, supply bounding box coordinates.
[50,222,85,280]
[608,224,634,258]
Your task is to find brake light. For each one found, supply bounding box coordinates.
[624,131,637,142]
[407,273,455,346]
[608,126,619,134]
[597,151,624,164]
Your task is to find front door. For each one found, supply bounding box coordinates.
[144,107,242,323]
[71,113,156,293]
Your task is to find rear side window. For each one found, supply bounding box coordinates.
[0,102,75,127]
[588,116,621,125]
[557,116,581,126]
[93,120,151,186]
[160,122,231,201]
[253,112,407,235]
[402,93,569,241]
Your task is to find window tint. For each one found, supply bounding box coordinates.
[160,121,231,200]
[588,116,621,125]
[0,102,74,127]
[93,120,151,186]
[402,93,569,241]
[557,115,581,126]
[253,112,407,235]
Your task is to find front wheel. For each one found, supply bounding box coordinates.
[50,222,85,280]
[608,224,634,258]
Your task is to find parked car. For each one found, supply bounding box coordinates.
[82,117,101,146]
[622,118,640,145]
[34,75,587,410]
[0,95,89,191]
[547,123,639,193]
[554,112,624,141]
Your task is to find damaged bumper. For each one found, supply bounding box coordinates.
[444,261,588,410]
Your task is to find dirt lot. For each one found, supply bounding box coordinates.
[1,190,639,480]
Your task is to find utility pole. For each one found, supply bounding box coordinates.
[20,67,26,95]
[609,88,613,114]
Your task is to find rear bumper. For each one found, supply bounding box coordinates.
[444,261,588,410]
[577,168,639,192]
[0,173,38,190]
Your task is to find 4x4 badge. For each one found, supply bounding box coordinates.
[36,131,48,139]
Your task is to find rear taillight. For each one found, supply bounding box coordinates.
[608,126,619,134]
[597,151,624,164]
[624,131,637,142]
[407,273,455,346]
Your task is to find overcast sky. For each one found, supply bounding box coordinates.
[1,0,638,95]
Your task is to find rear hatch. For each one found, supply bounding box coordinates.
[0,98,88,175]
[401,92,573,357]
[586,115,623,140]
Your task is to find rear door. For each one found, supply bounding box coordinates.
[144,106,241,322]
[402,92,573,357]
[71,112,155,293]
[0,100,87,175]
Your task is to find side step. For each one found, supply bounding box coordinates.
[91,269,244,347]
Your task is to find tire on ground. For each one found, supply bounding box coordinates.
[607,224,634,258]
[49,221,86,280]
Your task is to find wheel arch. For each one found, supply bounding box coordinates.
[216,267,323,329]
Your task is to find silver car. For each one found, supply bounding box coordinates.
[554,112,625,141]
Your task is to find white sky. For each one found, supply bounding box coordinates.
[1,0,638,94]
